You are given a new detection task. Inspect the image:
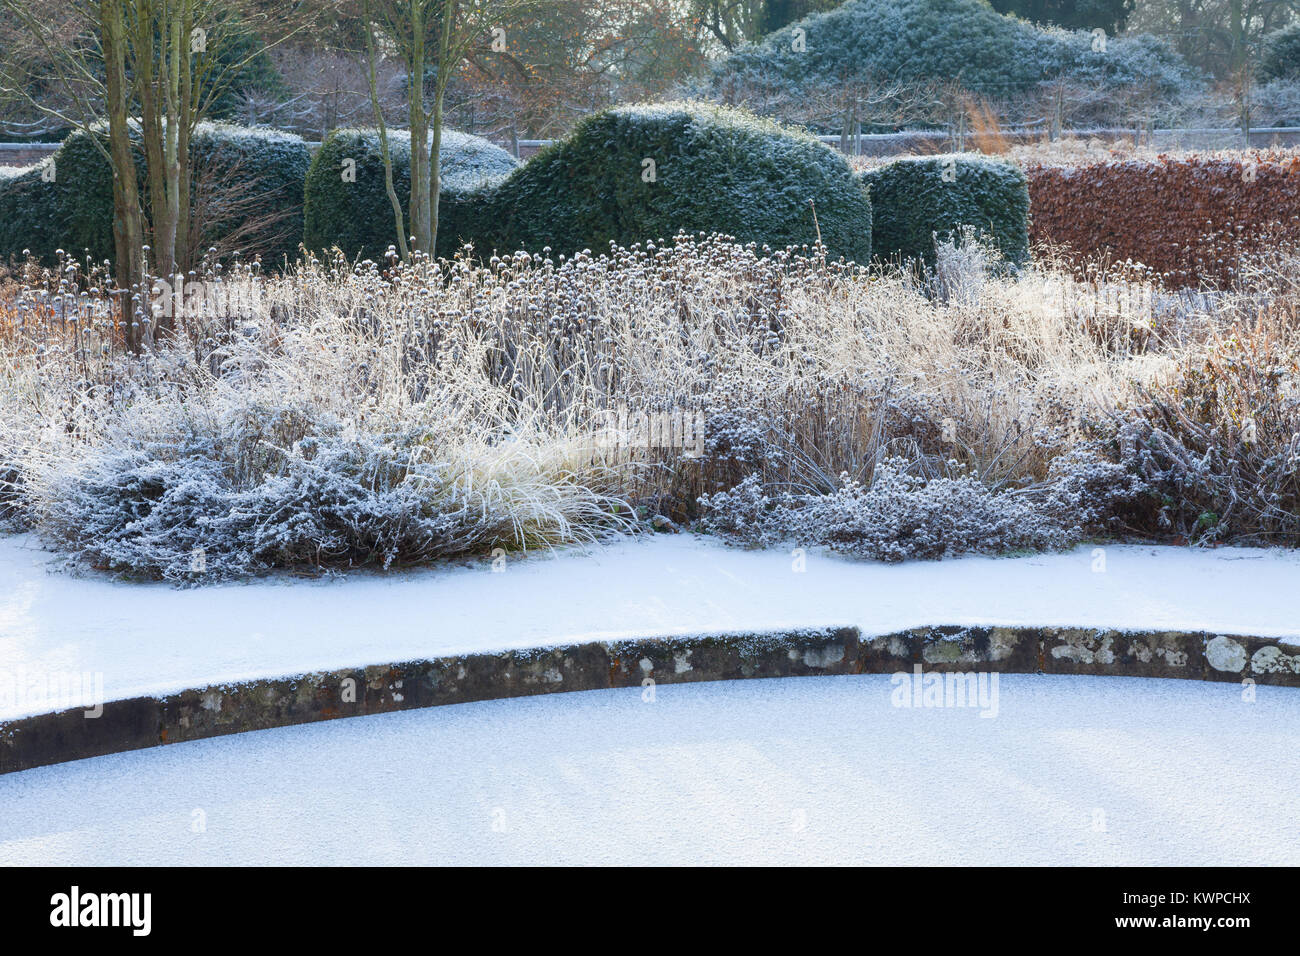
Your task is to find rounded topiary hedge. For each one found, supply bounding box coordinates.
[713,0,1197,100]
[483,102,872,262]
[0,131,109,267]
[0,163,63,267]
[190,125,312,268]
[0,123,310,271]
[859,155,1030,268]
[302,127,519,259]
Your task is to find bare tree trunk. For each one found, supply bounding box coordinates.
[363,0,409,260]
[430,78,446,258]
[427,0,458,259]
[176,0,195,273]
[368,0,519,257]
[135,0,168,276]
[101,0,144,350]
[1229,0,1246,72]
[135,0,194,292]
[408,1,431,254]
[159,5,183,282]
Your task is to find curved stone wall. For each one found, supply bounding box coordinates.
[2,625,1297,774]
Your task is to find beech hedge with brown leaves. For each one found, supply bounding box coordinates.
[1027,153,1300,288]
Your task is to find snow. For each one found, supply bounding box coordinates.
[2,531,1299,720]
[0,674,1296,865]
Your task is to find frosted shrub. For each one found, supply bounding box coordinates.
[930,229,996,306]
[701,459,1079,561]
[477,102,873,263]
[30,417,631,581]
[1249,78,1300,126]
[696,474,773,545]
[714,0,1197,100]
[1261,23,1300,81]
[3,251,638,579]
[0,462,21,528]
[1102,319,1300,544]
[1038,445,1149,532]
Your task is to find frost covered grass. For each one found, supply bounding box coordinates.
[0,253,636,578]
[1,232,1298,578]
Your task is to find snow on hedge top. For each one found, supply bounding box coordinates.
[329,126,519,191]
[438,128,520,189]
[51,119,306,152]
[603,100,832,150]
[193,121,307,145]
[715,0,1199,98]
[858,153,1025,178]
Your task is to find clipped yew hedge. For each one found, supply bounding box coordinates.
[0,123,310,270]
[302,127,519,259]
[480,102,872,263]
[860,155,1031,268]
[714,0,1197,101]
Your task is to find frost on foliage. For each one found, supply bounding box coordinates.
[1039,445,1148,532]
[33,420,622,582]
[715,0,1197,99]
[0,461,22,529]
[39,431,443,579]
[437,128,521,191]
[697,475,772,544]
[930,230,995,306]
[700,454,1144,562]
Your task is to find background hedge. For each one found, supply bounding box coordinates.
[0,107,1043,277]
[0,161,63,266]
[302,127,519,259]
[860,155,1031,268]
[482,101,872,262]
[0,123,310,271]
[192,125,311,268]
[713,0,1197,100]
[0,131,109,267]
[1026,153,1300,288]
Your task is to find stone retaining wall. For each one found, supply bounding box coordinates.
[3,625,1297,775]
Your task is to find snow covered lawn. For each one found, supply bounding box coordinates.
[2,532,1300,720]
[0,674,1296,865]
